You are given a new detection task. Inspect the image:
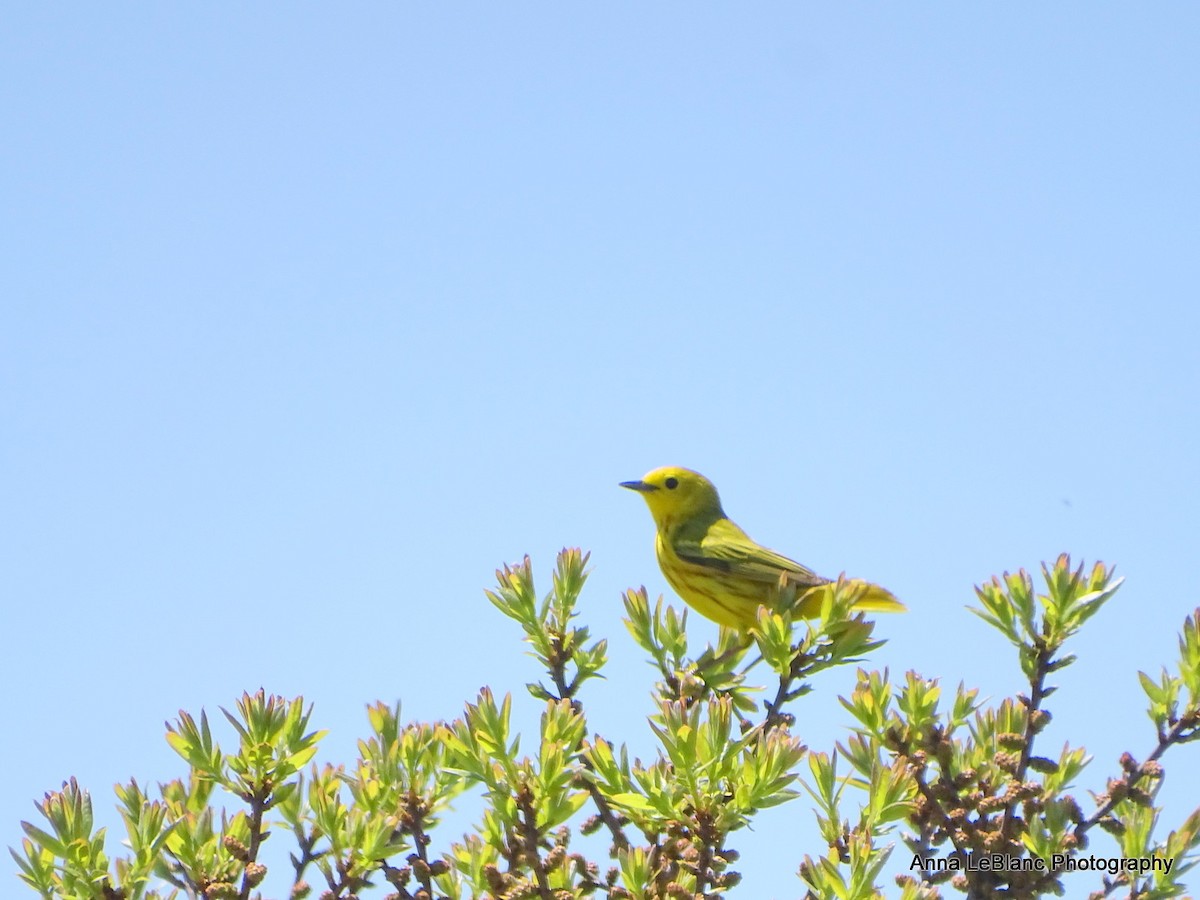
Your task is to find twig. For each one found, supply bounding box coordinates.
[1000,641,1053,844]
[238,784,270,900]
[515,785,555,900]
[405,788,436,897]
[289,824,324,886]
[1077,712,1200,842]
[545,632,632,855]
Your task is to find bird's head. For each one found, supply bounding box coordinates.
[620,466,724,528]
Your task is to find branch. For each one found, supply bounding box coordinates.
[1077,712,1200,842]
[237,785,270,900]
[405,788,436,898]
[289,824,324,887]
[515,785,555,900]
[547,637,633,855]
[763,650,810,732]
[579,769,632,853]
[1000,640,1053,844]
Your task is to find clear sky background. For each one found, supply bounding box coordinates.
[3,5,1198,898]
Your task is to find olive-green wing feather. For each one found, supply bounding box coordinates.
[672,517,829,590]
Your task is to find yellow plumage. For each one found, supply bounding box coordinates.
[621,466,904,630]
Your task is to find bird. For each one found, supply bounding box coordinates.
[620,466,904,630]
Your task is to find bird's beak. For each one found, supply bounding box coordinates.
[620,480,657,493]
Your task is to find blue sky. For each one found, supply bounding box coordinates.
[3,5,1198,898]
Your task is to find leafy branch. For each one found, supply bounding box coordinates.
[13,552,1200,900]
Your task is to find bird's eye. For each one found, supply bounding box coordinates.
[665,477,679,490]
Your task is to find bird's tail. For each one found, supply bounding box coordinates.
[849,580,906,613]
[793,578,905,618]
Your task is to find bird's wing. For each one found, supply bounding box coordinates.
[673,517,829,589]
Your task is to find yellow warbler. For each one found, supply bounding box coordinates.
[621,466,904,630]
